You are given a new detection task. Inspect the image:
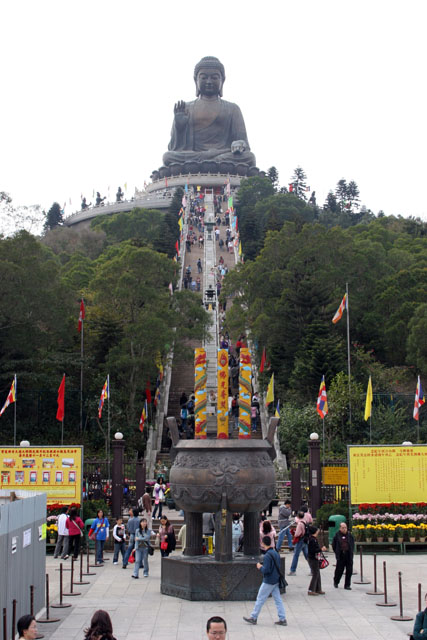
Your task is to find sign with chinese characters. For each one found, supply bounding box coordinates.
[217,349,229,438]
[238,348,251,439]
[194,348,207,439]
[0,446,83,505]
[322,466,349,486]
[348,445,427,504]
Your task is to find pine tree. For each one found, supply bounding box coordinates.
[324,191,338,213]
[346,180,360,212]
[335,179,348,211]
[290,167,308,200]
[267,166,279,191]
[43,202,63,231]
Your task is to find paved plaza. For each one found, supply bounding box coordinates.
[39,547,425,640]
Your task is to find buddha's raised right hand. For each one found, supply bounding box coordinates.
[174,100,187,114]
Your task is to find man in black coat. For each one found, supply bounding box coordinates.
[332,522,354,590]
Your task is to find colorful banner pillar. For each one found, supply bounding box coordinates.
[194,348,207,439]
[217,349,229,439]
[238,348,251,439]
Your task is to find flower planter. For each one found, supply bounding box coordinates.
[420,537,426,543]
[397,537,404,543]
[376,537,384,543]
[49,538,56,544]
[409,537,416,543]
[387,537,394,543]
[366,538,372,543]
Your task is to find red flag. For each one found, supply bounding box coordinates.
[78,299,85,332]
[56,375,65,422]
[175,240,180,257]
[260,347,266,373]
[145,382,152,404]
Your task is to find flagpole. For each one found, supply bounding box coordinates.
[322,416,325,468]
[346,282,352,429]
[107,374,111,484]
[80,310,84,434]
[61,372,65,445]
[369,415,372,444]
[13,373,17,446]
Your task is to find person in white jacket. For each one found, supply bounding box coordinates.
[54,506,69,559]
[112,517,127,564]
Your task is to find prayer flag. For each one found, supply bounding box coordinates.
[274,400,280,418]
[413,376,425,421]
[0,376,16,417]
[178,216,183,231]
[332,293,347,324]
[139,400,148,433]
[182,196,187,208]
[364,376,373,421]
[238,241,242,256]
[98,377,109,419]
[169,282,173,296]
[266,373,274,406]
[289,183,293,192]
[175,240,180,257]
[260,347,266,373]
[56,375,65,422]
[78,299,85,332]
[145,382,152,404]
[185,183,188,194]
[316,376,328,418]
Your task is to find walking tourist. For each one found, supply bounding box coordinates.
[232,513,243,552]
[17,616,38,640]
[84,610,117,640]
[157,515,176,557]
[152,476,165,519]
[132,518,152,578]
[112,516,126,564]
[259,518,276,550]
[276,500,294,552]
[65,506,85,559]
[53,506,69,559]
[288,510,310,575]
[88,509,110,566]
[206,617,227,639]
[307,526,327,595]
[139,486,152,528]
[122,507,140,568]
[243,536,287,626]
[332,521,354,589]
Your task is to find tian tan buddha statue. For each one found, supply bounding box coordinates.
[152,56,259,179]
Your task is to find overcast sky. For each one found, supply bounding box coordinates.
[1,0,426,222]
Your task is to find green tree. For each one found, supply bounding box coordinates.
[267,166,279,190]
[43,202,63,231]
[406,303,427,376]
[290,167,308,200]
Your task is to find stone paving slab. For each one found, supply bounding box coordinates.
[34,549,425,640]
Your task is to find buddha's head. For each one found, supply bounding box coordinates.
[194,56,225,97]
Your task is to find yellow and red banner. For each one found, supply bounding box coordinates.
[194,348,207,439]
[217,349,229,438]
[0,446,83,505]
[238,348,251,439]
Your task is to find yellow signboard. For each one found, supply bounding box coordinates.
[217,349,229,438]
[0,446,83,505]
[322,466,348,485]
[348,445,427,504]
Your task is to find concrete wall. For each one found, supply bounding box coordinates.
[0,491,46,631]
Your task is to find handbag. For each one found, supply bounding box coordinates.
[89,531,97,541]
[128,549,135,564]
[147,543,154,556]
[318,551,329,569]
[160,540,168,550]
[270,551,288,590]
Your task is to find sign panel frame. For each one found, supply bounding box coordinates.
[0,446,83,505]
[347,444,427,505]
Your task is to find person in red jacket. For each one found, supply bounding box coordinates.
[65,506,85,559]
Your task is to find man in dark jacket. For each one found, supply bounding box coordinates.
[243,536,287,626]
[332,522,354,589]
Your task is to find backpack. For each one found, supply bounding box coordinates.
[302,521,310,543]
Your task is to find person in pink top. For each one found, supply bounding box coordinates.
[259,518,276,551]
[65,506,85,559]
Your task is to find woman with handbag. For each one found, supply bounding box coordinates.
[157,516,176,557]
[65,506,84,559]
[88,509,110,566]
[307,526,327,596]
[132,518,153,579]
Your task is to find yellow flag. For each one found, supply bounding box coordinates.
[238,241,242,256]
[266,373,274,405]
[178,216,183,231]
[364,376,373,421]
